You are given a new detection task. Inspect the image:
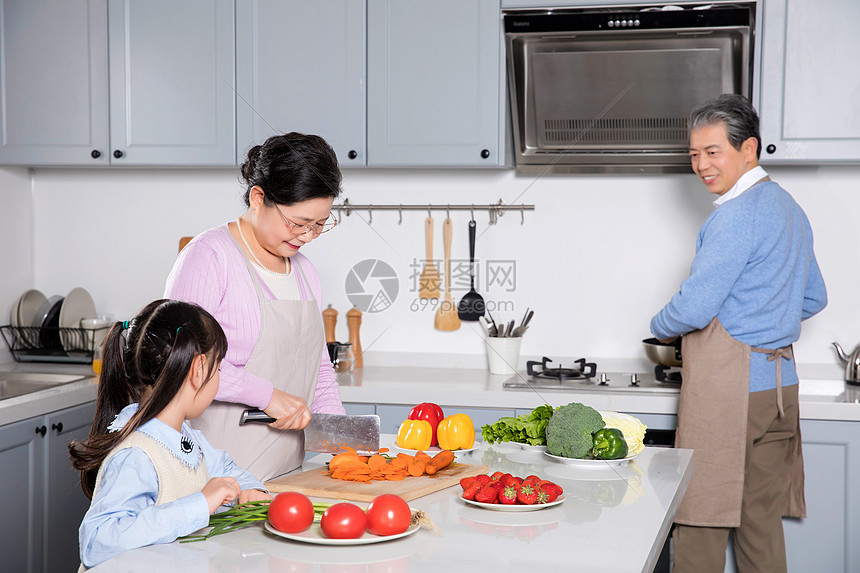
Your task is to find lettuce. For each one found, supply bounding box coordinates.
[481,404,555,446]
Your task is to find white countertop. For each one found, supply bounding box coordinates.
[89,436,694,573]
[0,362,97,426]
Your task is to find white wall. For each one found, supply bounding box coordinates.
[21,165,860,376]
[0,167,34,363]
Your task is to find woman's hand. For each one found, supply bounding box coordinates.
[201,476,240,514]
[238,489,272,504]
[263,389,312,430]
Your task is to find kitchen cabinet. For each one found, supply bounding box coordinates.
[235,0,366,166]
[0,0,235,166]
[367,0,507,166]
[759,0,860,163]
[0,400,96,573]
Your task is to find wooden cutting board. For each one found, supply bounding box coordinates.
[265,462,488,502]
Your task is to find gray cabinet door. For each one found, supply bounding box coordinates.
[0,415,46,573]
[107,0,235,165]
[367,0,504,166]
[0,0,109,166]
[236,0,366,166]
[759,0,860,163]
[43,402,96,573]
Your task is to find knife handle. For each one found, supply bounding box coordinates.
[240,409,275,424]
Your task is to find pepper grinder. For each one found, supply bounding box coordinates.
[347,307,363,368]
[322,305,337,344]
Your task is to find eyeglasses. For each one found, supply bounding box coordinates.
[272,204,338,236]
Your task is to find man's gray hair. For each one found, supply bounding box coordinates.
[690,94,761,159]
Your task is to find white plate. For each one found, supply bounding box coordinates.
[392,443,480,455]
[59,287,96,353]
[513,442,547,452]
[459,493,565,511]
[12,289,47,348]
[544,450,640,468]
[264,520,420,545]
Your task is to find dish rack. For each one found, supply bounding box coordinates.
[0,324,110,364]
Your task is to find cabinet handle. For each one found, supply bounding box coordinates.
[52,422,63,433]
[113,150,124,159]
[480,149,490,159]
[348,150,357,160]
[766,144,776,155]
[35,425,47,437]
[91,149,101,159]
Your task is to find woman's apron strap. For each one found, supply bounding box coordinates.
[750,345,793,418]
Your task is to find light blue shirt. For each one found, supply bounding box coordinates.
[651,178,827,392]
[79,404,267,568]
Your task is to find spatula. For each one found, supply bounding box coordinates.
[457,219,484,321]
[418,216,440,299]
[434,217,461,331]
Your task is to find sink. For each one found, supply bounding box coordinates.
[0,372,89,401]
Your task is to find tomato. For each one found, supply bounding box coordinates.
[319,502,368,539]
[268,492,315,534]
[365,494,411,536]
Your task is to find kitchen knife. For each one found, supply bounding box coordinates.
[239,410,381,454]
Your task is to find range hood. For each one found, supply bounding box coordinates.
[504,2,756,174]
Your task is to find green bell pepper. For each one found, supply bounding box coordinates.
[592,428,629,460]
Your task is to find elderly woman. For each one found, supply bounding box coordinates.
[165,133,345,480]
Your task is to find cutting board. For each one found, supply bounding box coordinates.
[265,462,488,502]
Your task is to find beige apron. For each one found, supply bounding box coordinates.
[192,228,324,481]
[674,318,805,526]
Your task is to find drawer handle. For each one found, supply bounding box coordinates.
[52,422,64,433]
[35,425,47,437]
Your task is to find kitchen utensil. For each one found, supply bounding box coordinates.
[511,325,529,338]
[347,307,363,368]
[478,316,491,336]
[322,305,337,343]
[265,461,489,502]
[239,411,380,454]
[486,310,498,337]
[511,310,534,337]
[504,320,515,338]
[434,217,461,331]
[833,342,860,385]
[642,337,682,367]
[457,219,484,321]
[418,216,440,299]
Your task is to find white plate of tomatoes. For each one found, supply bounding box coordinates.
[264,521,420,545]
[459,492,565,512]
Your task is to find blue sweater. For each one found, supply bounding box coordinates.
[651,181,827,392]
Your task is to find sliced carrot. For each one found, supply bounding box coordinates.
[367,454,387,471]
[377,447,389,454]
[415,450,431,459]
[407,458,428,477]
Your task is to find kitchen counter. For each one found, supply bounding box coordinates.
[0,361,97,426]
[89,436,694,573]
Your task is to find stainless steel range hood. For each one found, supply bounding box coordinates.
[504,2,756,174]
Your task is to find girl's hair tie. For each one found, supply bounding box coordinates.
[176,326,182,334]
[122,320,130,330]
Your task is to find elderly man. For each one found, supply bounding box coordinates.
[650,94,827,573]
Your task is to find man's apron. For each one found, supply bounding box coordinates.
[674,317,805,526]
[192,228,324,481]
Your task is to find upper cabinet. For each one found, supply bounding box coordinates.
[236,0,366,166]
[759,0,860,163]
[0,0,235,166]
[0,0,109,165]
[108,0,236,165]
[367,0,506,166]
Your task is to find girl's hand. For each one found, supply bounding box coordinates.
[263,389,312,430]
[238,489,272,504]
[202,477,240,514]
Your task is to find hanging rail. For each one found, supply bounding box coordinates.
[335,198,535,225]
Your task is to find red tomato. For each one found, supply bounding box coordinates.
[320,503,368,539]
[365,494,412,536]
[268,492,315,533]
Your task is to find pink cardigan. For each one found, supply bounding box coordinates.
[164,226,344,414]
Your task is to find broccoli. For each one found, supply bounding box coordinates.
[545,402,606,459]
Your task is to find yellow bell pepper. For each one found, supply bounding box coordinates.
[396,419,433,451]
[436,413,475,450]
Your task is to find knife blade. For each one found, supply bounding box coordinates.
[239,410,381,455]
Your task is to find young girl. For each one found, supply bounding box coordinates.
[69,299,271,569]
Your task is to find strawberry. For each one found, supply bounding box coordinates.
[516,483,537,505]
[500,473,516,487]
[460,477,477,490]
[524,474,541,484]
[489,480,506,492]
[474,474,491,485]
[490,471,505,481]
[534,486,551,504]
[540,483,561,502]
[499,485,518,504]
[463,482,481,501]
[539,479,563,495]
[475,485,499,504]
[510,476,523,487]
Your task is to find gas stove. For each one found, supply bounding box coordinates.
[502,356,681,394]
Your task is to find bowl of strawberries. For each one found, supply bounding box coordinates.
[458,471,565,512]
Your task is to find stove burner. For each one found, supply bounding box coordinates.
[655,365,682,384]
[527,357,597,381]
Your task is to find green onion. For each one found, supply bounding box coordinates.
[180,500,334,542]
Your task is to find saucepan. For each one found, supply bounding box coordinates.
[642,337,682,367]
